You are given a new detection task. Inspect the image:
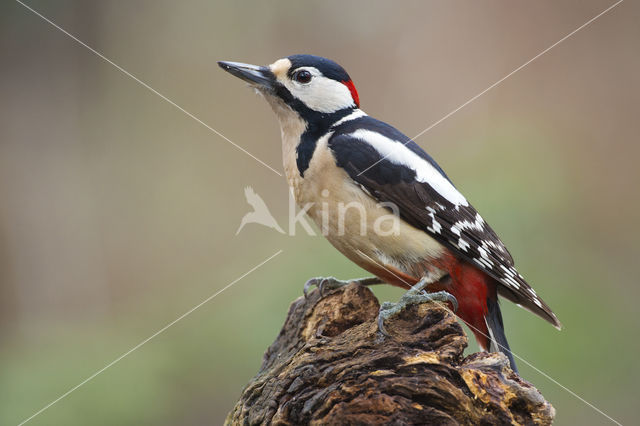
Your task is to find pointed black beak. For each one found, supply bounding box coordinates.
[218,61,275,90]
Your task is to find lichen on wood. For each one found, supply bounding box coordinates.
[226,282,554,425]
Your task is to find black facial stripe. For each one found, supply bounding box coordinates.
[273,81,342,120]
[296,108,353,177]
[271,55,357,177]
[270,80,356,177]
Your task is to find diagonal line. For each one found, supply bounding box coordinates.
[358,0,624,177]
[355,250,622,425]
[15,0,283,177]
[17,250,284,426]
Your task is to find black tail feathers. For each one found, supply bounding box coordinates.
[485,297,518,374]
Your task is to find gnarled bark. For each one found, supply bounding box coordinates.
[226,282,554,425]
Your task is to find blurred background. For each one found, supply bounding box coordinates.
[1,0,638,424]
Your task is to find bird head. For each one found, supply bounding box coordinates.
[218,55,360,124]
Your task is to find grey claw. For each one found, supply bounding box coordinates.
[427,290,458,312]
[303,277,339,298]
[303,278,321,298]
[377,301,395,336]
[317,278,331,297]
[377,314,389,336]
[376,291,458,336]
[446,293,458,312]
[420,290,459,313]
[304,276,383,299]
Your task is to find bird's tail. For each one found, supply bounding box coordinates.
[485,297,518,374]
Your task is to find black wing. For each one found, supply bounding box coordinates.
[328,116,560,328]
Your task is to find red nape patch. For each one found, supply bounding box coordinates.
[342,80,360,108]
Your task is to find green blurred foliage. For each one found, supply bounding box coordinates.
[1,1,638,425]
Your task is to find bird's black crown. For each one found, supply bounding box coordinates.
[286,54,352,82]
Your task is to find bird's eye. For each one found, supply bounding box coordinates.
[293,70,312,84]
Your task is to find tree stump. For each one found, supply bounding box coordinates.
[226,283,555,425]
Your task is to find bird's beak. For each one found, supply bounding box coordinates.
[218,61,275,90]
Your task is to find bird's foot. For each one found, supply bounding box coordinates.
[377,275,458,336]
[303,276,382,298]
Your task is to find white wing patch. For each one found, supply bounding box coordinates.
[349,129,469,207]
[426,206,443,234]
[451,213,485,236]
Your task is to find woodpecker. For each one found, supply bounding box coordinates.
[219,55,561,373]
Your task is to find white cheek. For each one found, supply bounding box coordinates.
[284,76,355,113]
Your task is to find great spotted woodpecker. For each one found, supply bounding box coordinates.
[219,54,561,373]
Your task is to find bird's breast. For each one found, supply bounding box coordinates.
[283,135,447,279]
